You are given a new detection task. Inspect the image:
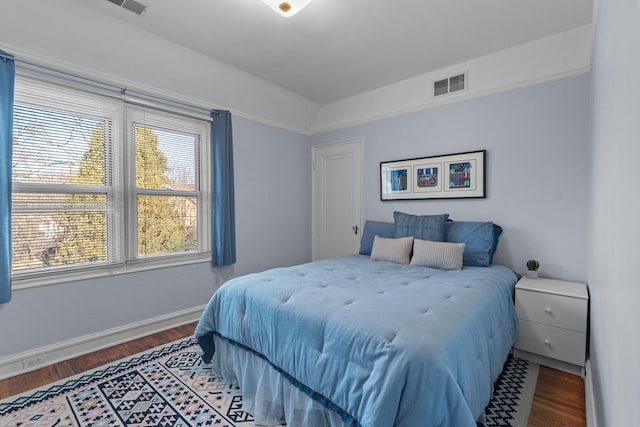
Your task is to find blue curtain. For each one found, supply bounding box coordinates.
[211,110,236,266]
[0,50,14,304]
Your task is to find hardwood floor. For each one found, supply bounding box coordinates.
[529,366,587,426]
[0,323,196,400]
[0,322,586,426]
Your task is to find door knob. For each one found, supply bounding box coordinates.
[352,225,358,235]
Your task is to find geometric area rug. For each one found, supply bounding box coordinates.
[482,355,539,427]
[0,338,538,427]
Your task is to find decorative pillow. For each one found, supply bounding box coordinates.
[359,220,396,255]
[445,220,502,267]
[393,211,449,242]
[370,236,414,265]
[410,239,465,270]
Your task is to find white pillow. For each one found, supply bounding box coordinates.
[410,238,465,270]
[370,236,414,265]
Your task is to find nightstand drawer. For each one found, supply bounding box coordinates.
[515,320,586,366]
[515,289,587,332]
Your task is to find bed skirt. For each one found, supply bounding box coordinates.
[210,335,349,427]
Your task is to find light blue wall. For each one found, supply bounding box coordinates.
[233,116,311,275]
[589,1,640,425]
[0,116,310,358]
[309,76,591,282]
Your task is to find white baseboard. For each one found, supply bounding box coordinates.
[0,305,206,381]
[513,349,585,377]
[585,359,598,427]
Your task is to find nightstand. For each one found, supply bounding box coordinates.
[513,276,588,376]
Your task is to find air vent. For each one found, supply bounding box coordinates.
[433,72,467,97]
[107,0,147,15]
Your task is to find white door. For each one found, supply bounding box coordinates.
[312,139,363,260]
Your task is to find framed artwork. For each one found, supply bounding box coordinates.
[380,150,486,200]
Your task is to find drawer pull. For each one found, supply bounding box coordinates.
[544,339,551,346]
[544,307,552,313]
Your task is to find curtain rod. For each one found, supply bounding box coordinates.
[10,53,213,122]
[0,52,15,61]
[123,90,212,122]
[17,58,123,96]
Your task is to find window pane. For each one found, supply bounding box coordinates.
[12,194,109,272]
[13,104,110,186]
[137,195,197,257]
[135,126,196,191]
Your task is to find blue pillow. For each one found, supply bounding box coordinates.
[393,211,449,242]
[491,224,503,256]
[359,220,396,255]
[445,221,502,266]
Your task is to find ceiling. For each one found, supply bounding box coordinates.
[84,0,593,105]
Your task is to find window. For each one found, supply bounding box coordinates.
[11,75,210,284]
[125,106,208,262]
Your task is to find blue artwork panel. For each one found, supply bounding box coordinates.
[417,167,438,188]
[391,169,408,191]
[449,162,472,188]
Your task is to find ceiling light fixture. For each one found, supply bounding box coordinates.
[261,0,313,17]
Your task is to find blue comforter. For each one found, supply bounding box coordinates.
[195,255,518,427]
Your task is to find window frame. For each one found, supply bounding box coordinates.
[11,74,212,289]
[124,105,211,268]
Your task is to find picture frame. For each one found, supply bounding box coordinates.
[380,150,486,200]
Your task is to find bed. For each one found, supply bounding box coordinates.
[195,214,519,427]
